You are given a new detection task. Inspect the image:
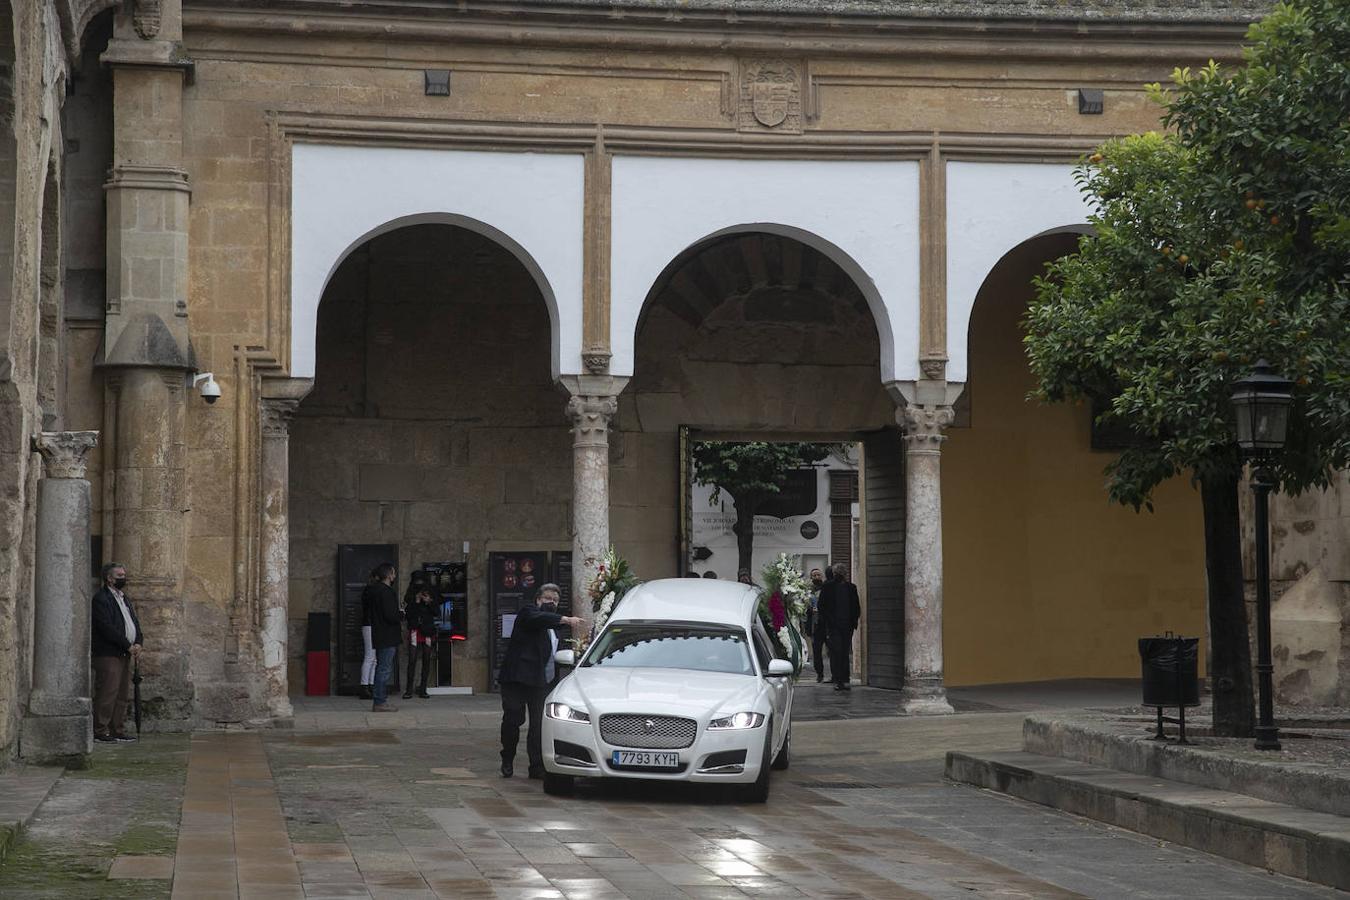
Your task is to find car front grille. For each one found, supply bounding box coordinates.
[599,714,698,749]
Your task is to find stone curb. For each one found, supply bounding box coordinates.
[1023,714,1350,819]
[0,766,64,865]
[946,750,1350,892]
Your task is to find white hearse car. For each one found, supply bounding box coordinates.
[541,578,794,801]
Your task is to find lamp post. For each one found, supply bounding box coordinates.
[1229,360,1294,752]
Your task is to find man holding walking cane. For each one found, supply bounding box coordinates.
[91,562,144,743]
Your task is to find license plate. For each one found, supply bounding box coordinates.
[611,750,678,768]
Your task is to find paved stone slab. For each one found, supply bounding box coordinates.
[0,767,62,864]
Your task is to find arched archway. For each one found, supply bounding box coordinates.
[289,143,585,380]
[942,232,1206,686]
[288,221,572,694]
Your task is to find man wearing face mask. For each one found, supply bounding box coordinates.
[497,582,582,779]
[91,562,144,743]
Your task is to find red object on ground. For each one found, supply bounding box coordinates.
[306,651,330,696]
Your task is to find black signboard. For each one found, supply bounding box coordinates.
[336,543,398,695]
[488,550,572,691]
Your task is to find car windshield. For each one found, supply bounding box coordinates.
[582,623,755,675]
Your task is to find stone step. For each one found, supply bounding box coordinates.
[946,749,1350,892]
[1023,714,1350,818]
[0,766,63,864]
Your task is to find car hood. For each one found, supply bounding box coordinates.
[557,667,765,718]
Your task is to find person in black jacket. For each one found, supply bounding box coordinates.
[805,568,830,684]
[368,563,402,712]
[402,571,437,700]
[498,582,582,779]
[818,562,861,691]
[91,562,144,743]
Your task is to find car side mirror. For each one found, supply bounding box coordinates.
[766,659,794,677]
[554,649,576,667]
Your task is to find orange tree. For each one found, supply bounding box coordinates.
[1024,0,1349,737]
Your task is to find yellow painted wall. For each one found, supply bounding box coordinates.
[942,237,1207,686]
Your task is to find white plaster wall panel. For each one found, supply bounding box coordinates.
[290,143,586,379]
[610,156,922,383]
[945,161,1093,383]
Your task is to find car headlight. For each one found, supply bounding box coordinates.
[545,702,590,723]
[708,712,765,730]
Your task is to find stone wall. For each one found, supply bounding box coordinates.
[0,0,67,762]
[1248,472,1350,707]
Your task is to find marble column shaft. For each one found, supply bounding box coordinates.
[22,431,99,765]
[259,398,297,719]
[566,392,619,632]
[900,403,956,715]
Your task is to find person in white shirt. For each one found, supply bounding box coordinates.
[91,562,144,743]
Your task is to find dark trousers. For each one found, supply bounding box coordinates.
[93,655,132,737]
[812,628,829,680]
[829,628,854,685]
[500,681,548,772]
[405,642,431,695]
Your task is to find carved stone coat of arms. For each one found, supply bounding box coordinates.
[739,60,802,133]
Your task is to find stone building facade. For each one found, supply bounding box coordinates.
[3,0,1344,762]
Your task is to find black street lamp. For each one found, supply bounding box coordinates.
[1230,360,1294,751]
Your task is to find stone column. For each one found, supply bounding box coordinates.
[257,377,311,719]
[899,402,956,715]
[21,431,99,766]
[561,374,628,631]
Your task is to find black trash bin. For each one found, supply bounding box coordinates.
[1138,635,1200,707]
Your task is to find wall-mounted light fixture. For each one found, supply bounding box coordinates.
[1078,88,1104,115]
[425,70,451,97]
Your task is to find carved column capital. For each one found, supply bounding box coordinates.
[566,394,619,448]
[900,404,955,452]
[260,398,299,438]
[31,431,100,479]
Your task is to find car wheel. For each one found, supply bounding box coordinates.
[771,723,791,771]
[740,719,773,803]
[543,772,574,796]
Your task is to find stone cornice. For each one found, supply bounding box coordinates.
[184,1,1252,63]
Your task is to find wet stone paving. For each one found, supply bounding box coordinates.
[0,683,1341,898]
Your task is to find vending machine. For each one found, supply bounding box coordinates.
[421,561,470,693]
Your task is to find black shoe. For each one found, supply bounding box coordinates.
[94,734,116,744]
[358,686,372,700]
[834,683,845,692]
[816,674,824,683]
[112,733,137,743]
[528,768,545,780]
[501,760,513,778]
[841,683,852,691]
[402,691,413,700]
[417,690,430,699]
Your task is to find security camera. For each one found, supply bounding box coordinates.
[192,372,222,405]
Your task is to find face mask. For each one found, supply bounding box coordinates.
[540,601,558,613]
[114,578,128,590]
[811,578,822,588]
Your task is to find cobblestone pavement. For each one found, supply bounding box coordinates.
[0,682,1339,898]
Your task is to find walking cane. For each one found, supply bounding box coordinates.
[132,659,143,736]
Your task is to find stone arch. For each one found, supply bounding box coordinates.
[289,143,585,381]
[946,161,1094,383]
[633,222,893,372]
[609,155,921,384]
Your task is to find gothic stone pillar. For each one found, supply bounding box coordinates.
[258,378,311,719]
[21,431,99,766]
[561,375,628,631]
[899,400,956,715]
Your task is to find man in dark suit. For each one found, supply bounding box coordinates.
[499,582,582,779]
[368,563,403,712]
[818,562,861,692]
[91,562,144,743]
